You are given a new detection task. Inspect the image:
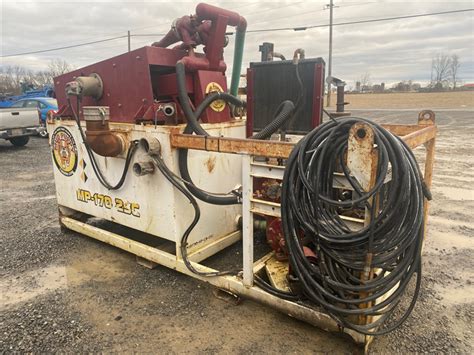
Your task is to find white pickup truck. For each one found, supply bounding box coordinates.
[0,107,45,146]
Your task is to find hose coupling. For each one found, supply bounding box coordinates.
[133,161,155,176]
[83,106,127,157]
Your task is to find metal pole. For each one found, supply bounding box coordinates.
[128,30,131,52]
[326,0,333,107]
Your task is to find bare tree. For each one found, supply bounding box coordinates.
[359,72,371,92]
[34,70,53,87]
[450,54,461,90]
[0,59,73,96]
[431,53,451,90]
[0,66,26,95]
[48,59,73,79]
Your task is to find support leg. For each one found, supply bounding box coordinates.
[241,155,254,287]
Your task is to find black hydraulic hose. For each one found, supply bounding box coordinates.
[254,275,300,301]
[250,100,295,140]
[176,61,245,205]
[281,116,429,335]
[176,61,213,137]
[150,152,235,276]
[176,61,296,205]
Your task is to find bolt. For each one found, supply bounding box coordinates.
[356,128,366,139]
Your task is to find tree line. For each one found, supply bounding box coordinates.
[0,59,73,96]
[430,53,461,90]
[353,53,464,93]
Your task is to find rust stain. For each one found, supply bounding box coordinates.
[205,156,217,173]
[170,133,294,158]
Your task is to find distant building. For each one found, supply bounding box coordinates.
[372,82,385,93]
[391,80,421,92]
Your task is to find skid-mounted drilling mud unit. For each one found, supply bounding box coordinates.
[48,3,437,349]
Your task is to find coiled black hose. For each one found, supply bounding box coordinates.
[281,117,428,335]
[176,61,295,205]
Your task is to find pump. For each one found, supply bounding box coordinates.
[47,3,438,348]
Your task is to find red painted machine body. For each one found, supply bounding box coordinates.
[54,46,230,124]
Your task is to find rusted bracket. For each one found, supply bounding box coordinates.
[170,134,294,158]
[401,125,437,149]
[170,123,436,158]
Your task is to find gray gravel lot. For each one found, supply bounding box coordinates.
[1,110,473,353]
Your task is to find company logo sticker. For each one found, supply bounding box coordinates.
[51,127,78,177]
[205,82,226,112]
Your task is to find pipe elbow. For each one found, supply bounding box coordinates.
[196,3,246,31]
[83,106,126,157]
[237,16,247,32]
[85,129,126,157]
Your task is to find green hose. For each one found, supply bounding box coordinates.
[230,28,245,97]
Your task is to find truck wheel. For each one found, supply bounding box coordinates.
[9,136,30,147]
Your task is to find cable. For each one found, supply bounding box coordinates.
[2,36,128,58]
[4,8,470,58]
[281,116,429,335]
[149,153,236,277]
[67,97,138,190]
[175,61,296,206]
[223,8,474,34]
[254,275,300,301]
[153,154,240,197]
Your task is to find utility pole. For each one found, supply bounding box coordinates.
[326,0,334,107]
[128,30,131,52]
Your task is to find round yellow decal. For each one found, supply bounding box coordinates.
[205,82,226,112]
[51,127,78,177]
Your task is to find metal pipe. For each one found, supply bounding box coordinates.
[83,107,126,157]
[326,0,334,107]
[273,52,286,61]
[230,23,247,97]
[133,161,155,176]
[336,85,345,113]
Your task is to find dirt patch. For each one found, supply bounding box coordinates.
[1,108,473,354]
[328,91,474,109]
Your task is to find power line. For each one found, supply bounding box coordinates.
[244,8,473,34]
[0,2,302,58]
[248,1,377,28]
[2,8,472,58]
[1,35,127,58]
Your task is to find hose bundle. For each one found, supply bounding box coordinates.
[281,117,428,335]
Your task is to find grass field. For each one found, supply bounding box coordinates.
[328,91,474,109]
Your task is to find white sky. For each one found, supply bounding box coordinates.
[1,0,473,87]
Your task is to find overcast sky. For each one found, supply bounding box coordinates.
[1,0,473,87]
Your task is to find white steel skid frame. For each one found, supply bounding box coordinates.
[59,112,437,350]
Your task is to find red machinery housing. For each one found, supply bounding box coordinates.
[53,2,326,263]
[54,3,246,125]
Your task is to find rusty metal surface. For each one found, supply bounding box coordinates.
[418,109,436,124]
[172,121,436,158]
[401,125,437,149]
[381,124,420,136]
[347,123,377,191]
[265,256,291,292]
[171,133,294,158]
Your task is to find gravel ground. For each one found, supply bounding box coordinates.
[1,110,473,353]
